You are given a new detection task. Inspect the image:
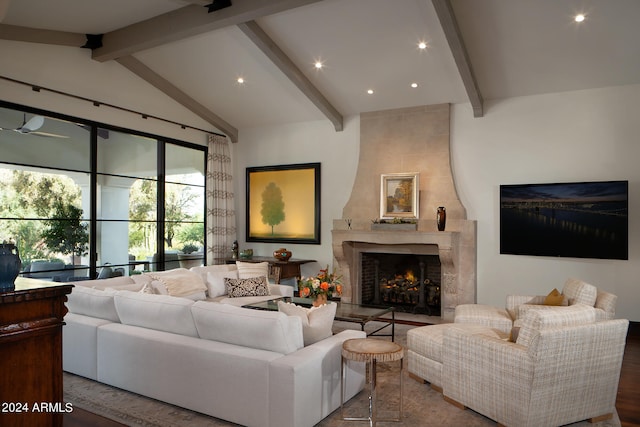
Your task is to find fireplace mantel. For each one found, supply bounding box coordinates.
[333,105,477,320]
[332,224,476,321]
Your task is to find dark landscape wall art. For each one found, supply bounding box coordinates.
[500,180,628,260]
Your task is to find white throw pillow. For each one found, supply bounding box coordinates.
[138,280,206,301]
[206,270,239,297]
[145,268,207,298]
[277,301,337,345]
[236,261,269,279]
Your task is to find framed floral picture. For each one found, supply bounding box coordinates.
[380,173,419,219]
[246,163,321,244]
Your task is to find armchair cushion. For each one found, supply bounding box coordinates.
[595,290,617,320]
[515,304,596,348]
[562,278,597,306]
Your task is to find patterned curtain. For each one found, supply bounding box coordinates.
[206,134,236,264]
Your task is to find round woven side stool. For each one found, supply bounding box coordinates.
[341,338,404,425]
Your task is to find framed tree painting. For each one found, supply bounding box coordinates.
[246,163,321,244]
[380,173,419,219]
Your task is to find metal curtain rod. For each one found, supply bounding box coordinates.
[0,74,225,137]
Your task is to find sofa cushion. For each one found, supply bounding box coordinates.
[225,276,270,298]
[74,276,137,290]
[236,261,269,279]
[562,278,598,307]
[66,286,120,322]
[190,264,236,286]
[206,270,239,297]
[114,291,198,337]
[140,279,206,301]
[145,268,207,298]
[516,304,596,347]
[277,301,337,346]
[191,301,303,354]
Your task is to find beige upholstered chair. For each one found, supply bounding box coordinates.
[454,278,617,334]
[442,304,628,427]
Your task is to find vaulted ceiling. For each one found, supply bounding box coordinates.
[1,0,640,142]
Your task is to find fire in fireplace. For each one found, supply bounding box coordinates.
[361,253,441,315]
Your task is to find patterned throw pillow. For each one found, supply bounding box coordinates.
[224,276,270,298]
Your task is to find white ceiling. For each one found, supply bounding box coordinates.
[2,0,640,138]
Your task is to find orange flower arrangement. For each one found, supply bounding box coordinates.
[298,265,342,298]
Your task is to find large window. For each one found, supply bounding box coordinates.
[0,102,207,280]
[164,143,206,270]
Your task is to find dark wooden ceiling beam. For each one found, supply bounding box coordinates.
[431,0,483,117]
[116,55,238,142]
[238,20,343,131]
[92,0,323,62]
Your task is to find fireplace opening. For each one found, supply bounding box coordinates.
[361,253,441,315]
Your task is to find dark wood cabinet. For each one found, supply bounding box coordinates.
[223,256,315,283]
[0,279,73,427]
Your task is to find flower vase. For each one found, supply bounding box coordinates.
[0,243,21,292]
[313,294,328,307]
[437,206,446,231]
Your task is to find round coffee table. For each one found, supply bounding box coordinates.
[340,338,404,425]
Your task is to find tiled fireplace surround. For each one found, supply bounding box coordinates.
[331,104,477,321]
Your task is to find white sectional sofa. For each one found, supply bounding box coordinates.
[63,264,366,427]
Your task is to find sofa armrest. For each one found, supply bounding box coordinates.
[268,329,366,427]
[269,283,294,298]
[443,326,534,415]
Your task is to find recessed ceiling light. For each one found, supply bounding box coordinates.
[574,14,586,23]
[314,61,323,69]
[367,89,374,95]
[418,41,427,50]
[411,83,418,88]
[237,77,244,84]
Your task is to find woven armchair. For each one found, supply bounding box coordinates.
[454,278,617,335]
[506,277,617,321]
[442,304,628,427]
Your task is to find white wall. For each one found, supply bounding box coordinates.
[452,85,640,321]
[232,119,360,277]
[235,86,640,321]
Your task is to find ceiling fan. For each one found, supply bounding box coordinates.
[0,114,69,138]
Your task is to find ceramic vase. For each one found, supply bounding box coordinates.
[313,293,328,307]
[437,206,446,231]
[273,248,292,261]
[0,243,21,292]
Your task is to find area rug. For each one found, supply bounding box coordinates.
[64,321,621,427]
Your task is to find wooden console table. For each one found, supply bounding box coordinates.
[223,257,315,283]
[0,278,73,427]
